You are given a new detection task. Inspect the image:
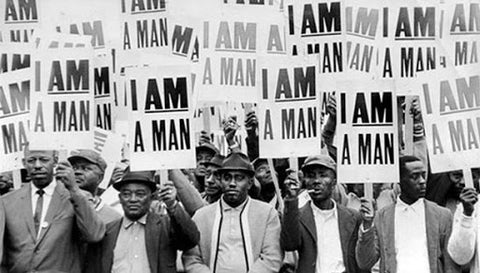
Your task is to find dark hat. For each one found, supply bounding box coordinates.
[301,155,336,172]
[112,170,157,192]
[196,142,219,155]
[203,153,225,168]
[68,150,107,173]
[252,157,268,170]
[218,152,255,177]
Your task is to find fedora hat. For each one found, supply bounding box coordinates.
[113,170,157,192]
[196,142,219,155]
[203,153,225,168]
[218,152,255,177]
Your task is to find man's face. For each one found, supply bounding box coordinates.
[118,183,152,221]
[221,170,252,207]
[205,165,222,196]
[400,161,427,202]
[254,162,273,186]
[448,170,465,198]
[303,165,336,203]
[71,158,103,194]
[195,150,214,177]
[448,168,480,196]
[23,150,57,189]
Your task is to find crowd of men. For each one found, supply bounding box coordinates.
[0,101,479,273]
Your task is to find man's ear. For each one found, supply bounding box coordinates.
[247,177,253,190]
[97,173,105,185]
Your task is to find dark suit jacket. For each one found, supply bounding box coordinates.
[0,182,105,273]
[355,199,460,273]
[85,203,200,273]
[281,198,368,273]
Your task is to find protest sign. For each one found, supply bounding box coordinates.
[0,42,33,74]
[119,0,170,65]
[419,68,480,173]
[126,65,195,171]
[337,80,399,183]
[94,50,114,131]
[377,0,446,88]
[344,0,383,79]
[440,1,479,71]
[93,128,123,164]
[40,0,121,49]
[195,5,286,103]
[168,0,203,63]
[0,69,32,172]
[258,57,322,158]
[0,0,40,43]
[29,47,95,150]
[284,0,346,76]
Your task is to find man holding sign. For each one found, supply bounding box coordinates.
[447,178,480,272]
[281,154,367,273]
[0,147,105,273]
[356,155,459,273]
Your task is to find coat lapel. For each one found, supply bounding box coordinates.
[145,212,161,273]
[382,205,396,272]
[337,206,355,263]
[424,201,439,273]
[20,184,36,241]
[299,202,317,244]
[104,219,122,273]
[35,183,65,245]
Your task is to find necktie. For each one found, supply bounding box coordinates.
[34,189,45,236]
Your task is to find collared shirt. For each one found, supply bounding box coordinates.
[112,214,151,273]
[394,198,430,273]
[216,198,248,273]
[31,180,56,238]
[311,200,345,273]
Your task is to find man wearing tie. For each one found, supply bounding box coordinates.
[0,147,105,273]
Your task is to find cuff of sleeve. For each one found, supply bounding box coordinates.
[460,213,475,228]
[361,223,374,233]
[167,200,179,214]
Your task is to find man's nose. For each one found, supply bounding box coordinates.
[33,159,42,168]
[129,194,140,202]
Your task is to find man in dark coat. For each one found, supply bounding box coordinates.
[85,170,200,273]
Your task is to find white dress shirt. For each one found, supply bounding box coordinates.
[31,181,56,238]
[394,198,430,273]
[311,200,345,273]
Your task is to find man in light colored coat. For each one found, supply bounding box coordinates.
[183,152,282,273]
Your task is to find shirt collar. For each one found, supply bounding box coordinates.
[310,199,337,218]
[220,196,249,212]
[123,213,147,229]
[31,180,56,197]
[396,197,424,213]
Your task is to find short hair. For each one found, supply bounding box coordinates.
[399,155,422,179]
